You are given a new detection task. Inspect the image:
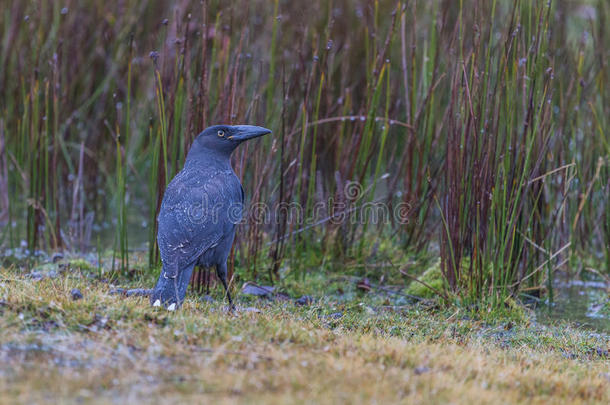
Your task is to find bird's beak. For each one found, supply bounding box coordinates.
[228,125,272,142]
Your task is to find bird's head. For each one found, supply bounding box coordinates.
[189,125,272,158]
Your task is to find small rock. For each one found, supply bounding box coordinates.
[51,253,64,263]
[295,295,313,306]
[109,288,127,296]
[324,312,343,320]
[28,272,44,281]
[241,307,261,313]
[126,288,152,297]
[241,282,274,297]
[71,288,83,301]
[414,366,430,375]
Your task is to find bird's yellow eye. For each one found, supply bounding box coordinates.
[217,130,225,137]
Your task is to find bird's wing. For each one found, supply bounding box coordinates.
[157,168,243,277]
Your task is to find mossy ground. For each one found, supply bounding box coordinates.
[0,258,608,404]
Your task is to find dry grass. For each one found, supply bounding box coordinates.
[1,266,608,404]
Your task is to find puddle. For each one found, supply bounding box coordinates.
[535,278,610,333]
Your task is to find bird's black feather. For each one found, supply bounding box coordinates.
[150,124,270,310]
[157,167,243,277]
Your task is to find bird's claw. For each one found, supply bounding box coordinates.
[152,299,177,311]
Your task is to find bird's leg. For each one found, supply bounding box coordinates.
[216,262,234,310]
[172,276,180,308]
[205,269,210,295]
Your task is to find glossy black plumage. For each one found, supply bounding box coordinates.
[150,125,271,310]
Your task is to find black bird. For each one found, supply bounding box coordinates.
[150,125,271,310]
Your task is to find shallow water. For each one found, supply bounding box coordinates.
[535,279,610,333]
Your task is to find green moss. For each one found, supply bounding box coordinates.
[405,258,445,298]
[68,258,94,272]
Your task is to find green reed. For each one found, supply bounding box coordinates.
[0,0,607,304]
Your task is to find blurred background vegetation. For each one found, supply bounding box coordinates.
[0,0,608,307]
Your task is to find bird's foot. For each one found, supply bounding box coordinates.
[151,296,180,311]
[151,265,194,310]
[150,280,183,311]
[150,290,182,311]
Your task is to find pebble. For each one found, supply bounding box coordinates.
[241,282,274,297]
[323,312,343,320]
[71,288,83,301]
[109,288,127,295]
[295,295,313,306]
[126,288,152,297]
[51,253,64,263]
[414,366,430,375]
